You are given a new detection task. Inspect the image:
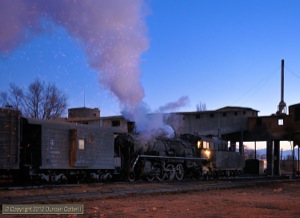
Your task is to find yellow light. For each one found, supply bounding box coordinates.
[203,141,209,149]
[197,140,201,149]
[204,150,210,158]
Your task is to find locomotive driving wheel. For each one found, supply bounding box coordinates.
[146,175,155,182]
[146,167,156,181]
[128,171,135,182]
[165,164,175,181]
[147,163,162,181]
[175,164,184,180]
[155,165,165,181]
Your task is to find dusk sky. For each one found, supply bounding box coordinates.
[1,0,300,117]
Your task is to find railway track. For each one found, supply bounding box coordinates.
[0,176,297,204]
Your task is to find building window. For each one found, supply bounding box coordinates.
[203,141,210,149]
[223,112,227,117]
[112,120,121,127]
[127,122,135,133]
[278,118,284,126]
[196,114,200,119]
[256,118,262,126]
[78,139,85,150]
[243,111,246,115]
[234,112,238,116]
[210,113,214,118]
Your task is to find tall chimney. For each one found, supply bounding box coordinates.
[281,59,284,103]
[277,59,286,115]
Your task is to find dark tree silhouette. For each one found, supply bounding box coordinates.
[0,83,24,110]
[0,79,68,119]
[196,102,207,111]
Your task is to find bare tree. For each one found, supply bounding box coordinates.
[0,83,24,110]
[1,79,68,119]
[23,79,44,118]
[196,102,207,111]
[42,83,68,119]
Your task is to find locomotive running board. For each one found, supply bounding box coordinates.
[131,155,209,170]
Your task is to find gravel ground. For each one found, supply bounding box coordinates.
[1,180,300,217]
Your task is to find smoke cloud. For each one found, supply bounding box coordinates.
[0,0,148,107]
[0,1,190,137]
[122,96,190,139]
[158,96,190,113]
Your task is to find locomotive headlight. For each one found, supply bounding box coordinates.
[204,150,211,158]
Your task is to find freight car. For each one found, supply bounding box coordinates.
[0,108,116,183]
[0,108,244,184]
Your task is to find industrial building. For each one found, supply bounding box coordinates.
[65,103,300,177]
[65,60,300,177]
[66,106,258,135]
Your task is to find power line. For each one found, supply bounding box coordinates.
[234,65,280,106]
[285,65,300,80]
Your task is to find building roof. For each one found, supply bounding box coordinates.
[100,115,125,120]
[216,106,259,112]
[68,107,100,110]
[97,106,259,120]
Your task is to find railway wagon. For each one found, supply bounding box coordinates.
[0,109,20,174]
[21,118,116,182]
[0,108,116,183]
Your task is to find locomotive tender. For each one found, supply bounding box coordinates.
[0,108,244,183]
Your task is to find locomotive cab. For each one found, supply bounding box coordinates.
[198,136,244,178]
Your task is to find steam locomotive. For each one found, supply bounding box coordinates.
[0,108,244,184]
[115,133,244,181]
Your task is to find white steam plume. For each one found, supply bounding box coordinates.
[0,0,149,107]
[0,1,190,138]
[158,96,189,113]
[122,96,190,139]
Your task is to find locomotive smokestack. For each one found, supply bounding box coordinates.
[277,59,286,115]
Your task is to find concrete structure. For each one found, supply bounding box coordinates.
[167,107,258,136]
[99,116,135,133]
[242,60,300,176]
[66,108,135,133]
[247,103,300,176]
[67,107,101,125]
[66,106,258,136]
